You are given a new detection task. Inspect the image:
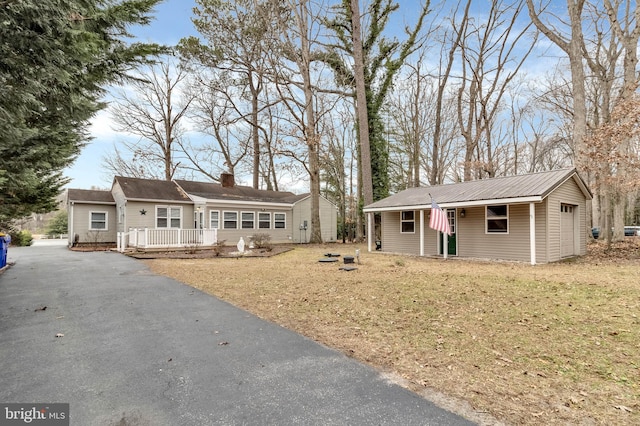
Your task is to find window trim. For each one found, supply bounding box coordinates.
[223,211,238,230]
[156,206,182,229]
[485,204,509,234]
[274,212,286,229]
[241,211,255,230]
[258,212,271,229]
[400,210,415,234]
[209,210,220,229]
[89,211,108,231]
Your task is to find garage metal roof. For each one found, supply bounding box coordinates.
[364,168,591,212]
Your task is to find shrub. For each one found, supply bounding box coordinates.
[250,233,272,250]
[9,230,33,246]
[212,240,226,256]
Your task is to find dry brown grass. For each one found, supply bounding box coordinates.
[144,240,640,425]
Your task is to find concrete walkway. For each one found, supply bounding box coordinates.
[1,244,475,425]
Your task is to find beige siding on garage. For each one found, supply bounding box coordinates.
[535,201,549,263]
[546,177,587,262]
[456,204,532,262]
[70,203,117,244]
[380,211,439,255]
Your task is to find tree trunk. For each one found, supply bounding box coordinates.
[350,0,373,208]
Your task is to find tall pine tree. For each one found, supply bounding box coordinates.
[0,0,164,227]
[324,0,429,202]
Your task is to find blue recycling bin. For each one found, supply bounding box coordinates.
[0,234,8,268]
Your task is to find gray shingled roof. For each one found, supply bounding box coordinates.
[364,168,591,212]
[114,176,191,202]
[67,189,115,204]
[175,179,307,204]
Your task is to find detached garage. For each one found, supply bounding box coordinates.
[363,168,592,265]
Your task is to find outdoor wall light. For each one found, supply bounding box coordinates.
[460,209,466,218]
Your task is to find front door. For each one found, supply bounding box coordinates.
[439,209,457,256]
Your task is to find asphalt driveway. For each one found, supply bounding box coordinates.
[0,243,475,425]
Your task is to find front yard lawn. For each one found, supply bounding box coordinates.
[144,240,640,425]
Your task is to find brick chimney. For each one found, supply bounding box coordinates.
[221,173,235,188]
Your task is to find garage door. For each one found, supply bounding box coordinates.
[560,204,575,257]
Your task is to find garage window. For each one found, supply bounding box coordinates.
[486,205,508,233]
[401,211,415,233]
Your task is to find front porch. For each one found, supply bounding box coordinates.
[117,228,218,252]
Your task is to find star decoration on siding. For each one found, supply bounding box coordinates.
[139,209,147,215]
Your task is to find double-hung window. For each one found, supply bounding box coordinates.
[400,211,415,233]
[258,212,271,229]
[223,211,238,229]
[241,212,255,229]
[210,211,220,229]
[274,213,286,229]
[90,211,107,230]
[486,205,509,233]
[157,206,181,228]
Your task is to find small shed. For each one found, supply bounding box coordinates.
[363,168,592,265]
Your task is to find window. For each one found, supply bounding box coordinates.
[486,205,508,233]
[258,212,271,229]
[400,211,415,233]
[90,211,107,230]
[223,211,238,229]
[156,206,181,228]
[210,211,220,229]
[561,205,574,213]
[274,213,286,229]
[241,212,255,229]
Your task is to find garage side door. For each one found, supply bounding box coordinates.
[560,204,575,257]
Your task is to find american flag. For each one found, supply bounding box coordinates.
[429,198,451,235]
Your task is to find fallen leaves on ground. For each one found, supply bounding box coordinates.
[145,239,640,426]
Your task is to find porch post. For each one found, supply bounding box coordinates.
[529,202,536,265]
[419,210,424,256]
[367,212,373,252]
[443,208,448,260]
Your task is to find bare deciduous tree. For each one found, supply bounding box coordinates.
[455,0,535,181]
[526,0,588,170]
[105,58,194,180]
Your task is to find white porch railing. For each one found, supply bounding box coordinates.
[117,228,218,252]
